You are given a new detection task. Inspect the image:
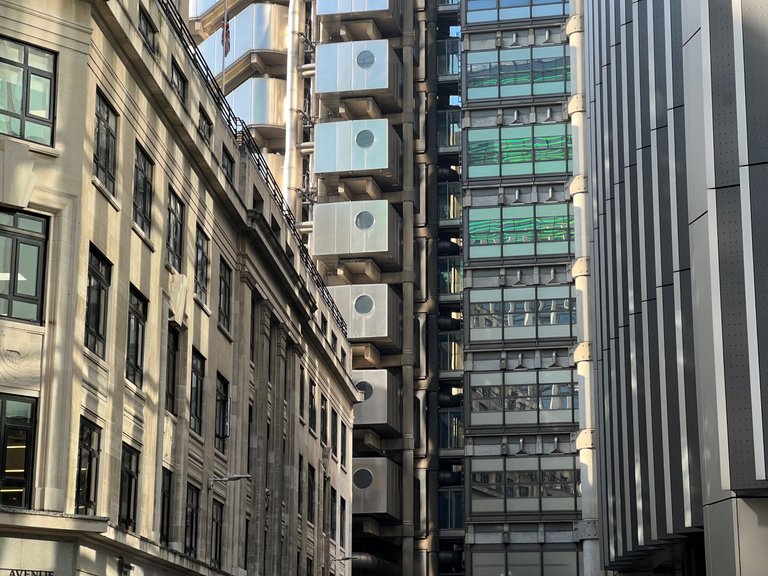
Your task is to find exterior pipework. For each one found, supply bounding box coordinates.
[283,0,304,216]
[568,1,600,574]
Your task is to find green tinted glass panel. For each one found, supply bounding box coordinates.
[28,47,54,72]
[16,243,39,296]
[0,39,24,63]
[0,62,23,114]
[28,74,51,119]
[0,114,21,138]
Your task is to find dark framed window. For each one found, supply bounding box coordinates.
[0,395,36,508]
[222,147,234,182]
[85,244,111,358]
[214,374,229,452]
[297,455,304,517]
[125,286,148,387]
[194,227,209,303]
[307,464,315,524]
[465,0,569,23]
[118,443,139,531]
[308,379,317,431]
[439,408,465,449]
[306,557,313,576]
[339,497,346,548]
[299,367,305,421]
[218,258,232,331]
[133,144,153,235]
[438,487,464,529]
[160,467,172,546]
[331,409,338,456]
[93,91,117,193]
[211,498,224,568]
[170,59,187,103]
[0,208,47,324]
[75,417,101,515]
[185,482,200,557]
[190,348,204,434]
[340,423,347,468]
[0,37,56,146]
[198,105,212,143]
[247,403,253,473]
[321,477,328,531]
[166,190,184,270]
[165,324,179,414]
[138,6,158,53]
[330,487,337,540]
[250,292,257,363]
[320,395,328,445]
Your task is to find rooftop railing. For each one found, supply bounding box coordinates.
[159,0,347,336]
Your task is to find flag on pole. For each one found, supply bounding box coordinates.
[221,16,231,57]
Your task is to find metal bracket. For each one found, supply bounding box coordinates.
[571,256,590,278]
[566,14,584,37]
[573,428,596,450]
[568,174,588,197]
[573,341,592,363]
[573,519,599,541]
[567,93,586,117]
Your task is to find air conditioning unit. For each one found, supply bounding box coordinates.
[351,370,402,437]
[352,457,402,521]
[312,200,402,269]
[328,284,403,350]
[316,40,401,110]
[314,119,401,186]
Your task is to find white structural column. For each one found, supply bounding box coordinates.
[568,1,601,574]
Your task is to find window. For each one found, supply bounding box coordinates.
[298,455,304,517]
[75,418,101,515]
[133,144,153,235]
[215,374,229,452]
[218,258,232,331]
[0,37,56,145]
[307,464,315,524]
[247,404,253,473]
[468,286,576,342]
[160,468,172,546]
[299,367,305,420]
[165,324,179,414]
[185,483,200,557]
[93,91,117,193]
[194,227,209,303]
[166,190,184,270]
[170,59,187,103]
[222,147,235,182]
[308,379,317,431]
[306,557,313,576]
[320,395,328,445]
[118,444,139,531]
[468,203,574,259]
[471,550,578,576]
[339,497,346,548]
[125,286,148,386]
[340,423,347,468]
[470,455,580,513]
[211,499,224,568]
[138,6,158,53]
[190,349,204,434]
[466,122,572,179]
[438,487,464,529]
[0,208,47,323]
[466,0,569,23]
[331,409,338,456]
[84,245,111,358]
[470,368,577,426]
[330,487,337,540]
[250,292,257,363]
[438,408,465,449]
[198,105,212,143]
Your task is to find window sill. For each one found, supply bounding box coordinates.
[91,176,120,212]
[193,295,211,317]
[131,222,156,253]
[217,323,233,343]
[83,347,109,372]
[124,378,147,402]
[299,416,306,426]
[165,262,183,275]
[1,135,61,158]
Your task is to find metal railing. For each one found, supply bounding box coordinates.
[158,0,347,336]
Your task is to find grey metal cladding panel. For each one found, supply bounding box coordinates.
[624,167,643,316]
[704,0,740,188]
[608,343,628,557]
[668,105,691,273]
[657,283,686,534]
[628,315,653,546]
[682,31,708,223]
[651,126,674,287]
[664,0,686,111]
[632,0,652,150]
[681,0,701,46]
[620,18,637,171]
[637,146,658,302]
[739,2,768,166]
[613,180,629,329]
[674,267,704,526]
[610,43,625,188]
[715,187,761,490]
[746,163,768,480]
[648,0,668,132]
[605,197,618,343]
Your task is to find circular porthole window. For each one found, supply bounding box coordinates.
[355,380,374,400]
[354,469,374,489]
[355,210,375,230]
[356,49,376,69]
[354,294,375,315]
[356,129,375,148]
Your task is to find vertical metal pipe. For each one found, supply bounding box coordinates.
[283,0,303,216]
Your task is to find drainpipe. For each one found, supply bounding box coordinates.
[283,0,303,216]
